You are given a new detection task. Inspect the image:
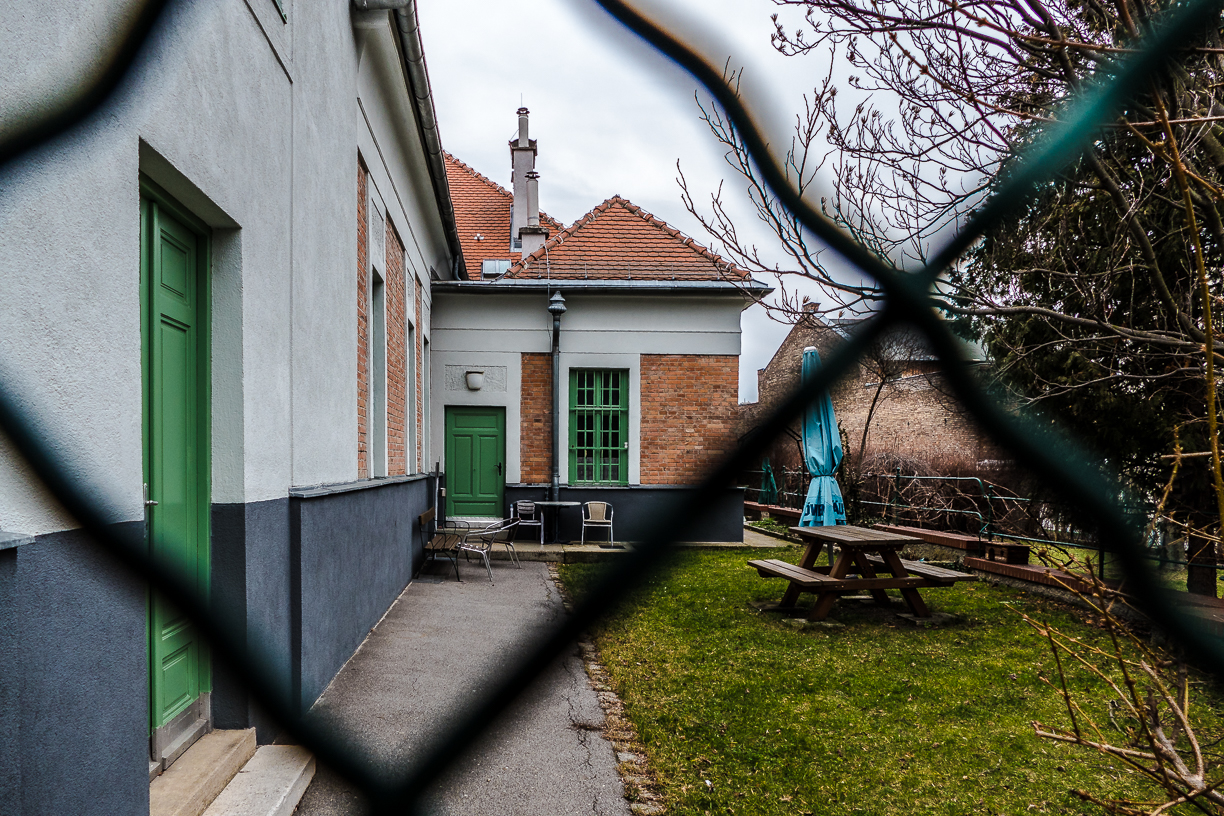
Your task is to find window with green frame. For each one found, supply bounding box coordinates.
[569,369,629,485]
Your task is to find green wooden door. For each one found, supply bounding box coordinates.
[141,193,210,738]
[445,406,505,516]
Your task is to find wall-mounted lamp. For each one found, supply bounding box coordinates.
[465,370,485,391]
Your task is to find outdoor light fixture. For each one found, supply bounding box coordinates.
[465,370,485,391]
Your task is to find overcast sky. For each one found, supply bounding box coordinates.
[417,0,853,402]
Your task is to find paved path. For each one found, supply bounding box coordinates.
[294,558,630,816]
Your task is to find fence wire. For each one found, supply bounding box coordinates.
[4,0,1224,813]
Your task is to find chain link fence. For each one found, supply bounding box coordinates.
[6,0,1224,812]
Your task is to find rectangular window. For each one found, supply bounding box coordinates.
[569,369,629,485]
[371,270,386,477]
[407,317,416,474]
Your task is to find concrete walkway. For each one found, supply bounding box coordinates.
[294,557,630,816]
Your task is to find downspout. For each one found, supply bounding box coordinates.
[547,293,567,503]
[356,0,467,279]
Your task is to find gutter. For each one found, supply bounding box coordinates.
[355,1,467,279]
[431,278,775,294]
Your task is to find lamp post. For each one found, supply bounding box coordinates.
[547,291,567,506]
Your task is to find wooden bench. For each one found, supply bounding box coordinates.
[871,523,1032,564]
[750,558,932,591]
[744,502,803,524]
[415,506,463,581]
[862,554,977,585]
[984,541,1032,565]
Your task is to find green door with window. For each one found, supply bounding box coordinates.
[141,189,211,753]
[445,406,505,516]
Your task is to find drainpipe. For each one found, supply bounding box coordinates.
[547,292,567,504]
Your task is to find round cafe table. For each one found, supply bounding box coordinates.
[532,500,581,544]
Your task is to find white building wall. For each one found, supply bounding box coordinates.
[429,290,744,486]
[0,2,452,533]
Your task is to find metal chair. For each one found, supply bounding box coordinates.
[456,518,521,583]
[512,500,545,548]
[580,501,613,546]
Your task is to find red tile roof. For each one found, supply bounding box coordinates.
[507,196,749,281]
[443,152,565,279]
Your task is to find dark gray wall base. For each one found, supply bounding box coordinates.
[504,485,744,542]
[2,478,437,813]
[211,498,291,744]
[291,475,435,712]
[0,526,148,816]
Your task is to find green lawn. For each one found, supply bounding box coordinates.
[560,547,1224,816]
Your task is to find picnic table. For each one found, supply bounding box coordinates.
[748,525,976,621]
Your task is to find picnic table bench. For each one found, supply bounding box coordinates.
[749,524,976,621]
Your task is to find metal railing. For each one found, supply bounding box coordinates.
[6,0,1224,812]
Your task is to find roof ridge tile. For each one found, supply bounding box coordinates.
[507,194,748,281]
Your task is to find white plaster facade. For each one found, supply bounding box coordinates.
[430,286,746,485]
[0,1,454,534]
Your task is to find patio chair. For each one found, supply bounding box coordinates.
[415,507,467,582]
[580,501,614,546]
[456,518,521,583]
[512,500,545,548]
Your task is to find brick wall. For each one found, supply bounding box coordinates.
[386,219,407,476]
[357,160,369,479]
[736,313,1002,482]
[835,368,996,464]
[520,352,552,484]
[640,354,738,484]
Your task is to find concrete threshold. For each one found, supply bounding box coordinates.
[202,746,315,816]
[150,729,256,816]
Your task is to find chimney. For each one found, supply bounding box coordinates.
[509,107,537,251]
[509,108,549,256]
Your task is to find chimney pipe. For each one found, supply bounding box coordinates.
[517,107,530,147]
[520,170,548,256]
[526,171,540,227]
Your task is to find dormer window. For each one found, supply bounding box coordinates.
[481,259,511,279]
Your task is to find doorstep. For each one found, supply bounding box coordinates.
[150,729,256,816]
[202,745,315,816]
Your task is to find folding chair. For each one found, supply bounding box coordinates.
[456,518,521,583]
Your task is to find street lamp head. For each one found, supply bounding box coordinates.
[547,291,567,317]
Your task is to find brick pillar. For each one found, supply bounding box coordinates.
[520,352,553,484]
[357,160,369,479]
[386,220,407,476]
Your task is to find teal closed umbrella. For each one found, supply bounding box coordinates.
[759,458,778,505]
[798,347,846,526]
